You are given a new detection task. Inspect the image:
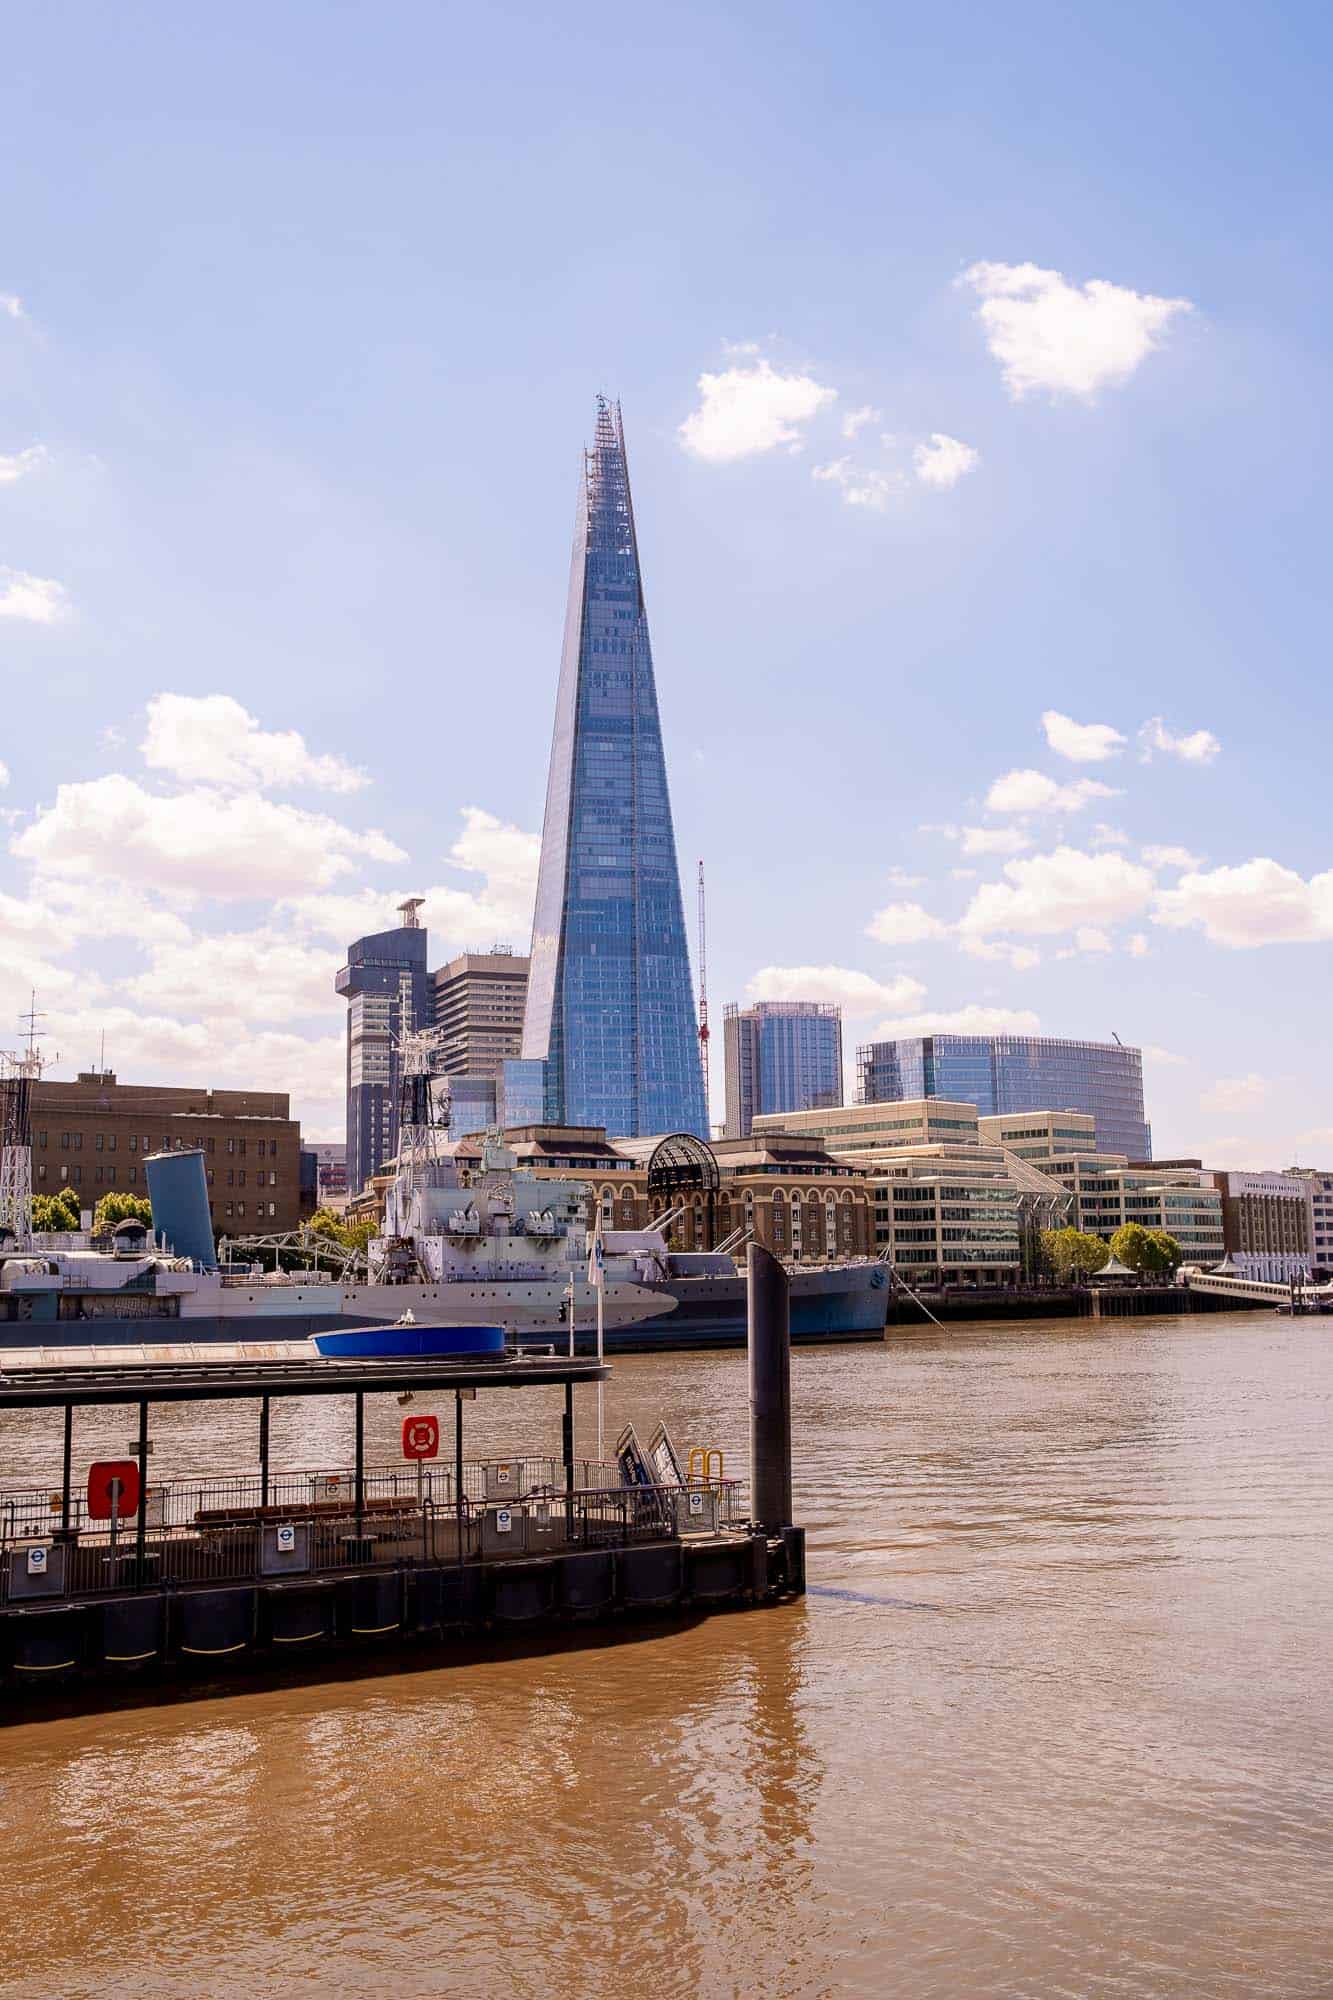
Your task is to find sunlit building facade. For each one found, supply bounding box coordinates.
[723,1000,843,1137]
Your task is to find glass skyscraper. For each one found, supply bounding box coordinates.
[522,398,706,1138]
[724,1001,843,1137]
[858,1032,1151,1159]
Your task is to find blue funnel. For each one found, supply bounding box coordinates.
[144,1148,216,1268]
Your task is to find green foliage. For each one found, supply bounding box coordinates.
[1109,1223,1181,1275]
[1040,1226,1110,1278]
[308,1207,375,1254]
[93,1191,153,1233]
[32,1189,82,1233]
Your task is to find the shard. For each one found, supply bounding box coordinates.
[522,398,707,1139]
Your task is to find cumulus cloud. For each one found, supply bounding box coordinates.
[747,965,927,1015]
[1089,823,1129,849]
[958,846,1156,939]
[841,405,881,439]
[1142,844,1201,871]
[284,807,539,951]
[1201,1074,1268,1114]
[913,434,979,490]
[864,901,949,945]
[11,773,405,900]
[961,260,1192,400]
[141,692,368,794]
[1041,710,1126,763]
[811,458,900,511]
[126,929,342,1026]
[679,359,836,462]
[959,825,1031,857]
[1153,857,1333,947]
[869,1004,1042,1040]
[0,760,8,788]
[960,938,1041,971]
[0,295,24,320]
[0,445,48,485]
[985,769,1119,815]
[1139,717,1221,765]
[0,569,68,623]
[1128,934,1151,958]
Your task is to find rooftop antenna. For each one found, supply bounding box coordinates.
[697,860,711,1117]
[2,993,47,1251]
[1111,1031,1124,1046]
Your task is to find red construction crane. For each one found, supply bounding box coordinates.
[696,859,711,1120]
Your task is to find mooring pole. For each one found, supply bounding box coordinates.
[135,1399,149,1586]
[354,1391,365,1546]
[747,1242,792,1532]
[259,1394,271,1508]
[455,1389,465,1563]
[563,1378,575,1536]
[60,1402,73,1541]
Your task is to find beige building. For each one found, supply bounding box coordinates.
[31,1071,303,1234]
[1209,1170,1311,1281]
[431,949,529,1079]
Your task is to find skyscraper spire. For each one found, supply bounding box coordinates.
[522,398,706,1138]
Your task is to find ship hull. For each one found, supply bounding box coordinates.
[0,1263,890,1352]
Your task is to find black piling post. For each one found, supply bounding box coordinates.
[259,1394,271,1508]
[563,1379,575,1537]
[747,1242,792,1532]
[59,1403,73,1542]
[135,1399,149,1587]
[354,1391,365,1547]
[455,1389,465,1565]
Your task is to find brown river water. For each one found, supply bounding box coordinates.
[0,1312,1330,1999]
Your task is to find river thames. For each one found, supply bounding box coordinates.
[0,1312,1330,1998]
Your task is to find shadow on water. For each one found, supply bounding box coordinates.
[807,1583,944,1610]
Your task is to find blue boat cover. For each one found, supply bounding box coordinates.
[310,1324,507,1360]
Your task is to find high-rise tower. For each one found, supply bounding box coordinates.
[522,398,706,1138]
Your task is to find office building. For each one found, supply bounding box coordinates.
[723,1000,843,1137]
[1288,1168,1333,1274]
[521,397,706,1139]
[336,900,431,1193]
[1209,1170,1311,1281]
[859,1032,1151,1159]
[432,950,529,1079]
[30,1072,303,1234]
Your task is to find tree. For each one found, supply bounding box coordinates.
[1109,1223,1181,1276]
[1040,1226,1110,1279]
[307,1207,375,1255]
[93,1191,153,1233]
[31,1189,81,1233]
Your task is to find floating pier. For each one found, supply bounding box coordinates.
[0,1250,805,1709]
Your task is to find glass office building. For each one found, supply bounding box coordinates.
[522,398,706,1138]
[724,1001,843,1137]
[335,908,431,1193]
[858,1033,1151,1159]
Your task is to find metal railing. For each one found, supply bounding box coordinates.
[0,1465,745,1604]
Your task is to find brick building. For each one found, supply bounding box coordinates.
[31,1072,304,1236]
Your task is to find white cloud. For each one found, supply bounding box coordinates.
[0,295,24,320]
[1201,1074,1269,1115]
[1139,717,1221,765]
[841,405,881,439]
[961,938,1041,971]
[1142,1043,1184,1066]
[1090,823,1129,849]
[864,901,949,945]
[1142,844,1202,871]
[0,445,48,485]
[0,569,68,623]
[913,434,979,490]
[959,825,1031,857]
[959,845,1156,939]
[961,260,1192,400]
[141,692,368,794]
[869,1003,1042,1040]
[11,773,405,900]
[883,866,925,889]
[747,965,927,1015]
[1127,934,1151,958]
[1041,710,1126,764]
[126,928,342,1026]
[679,359,836,462]
[1075,926,1112,953]
[985,769,1119,815]
[0,760,8,788]
[811,458,900,511]
[1153,858,1333,947]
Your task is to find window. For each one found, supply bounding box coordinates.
[95,1166,103,1184]
[227,1139,235,1155]
[227,1169,234,1186]
[208,1137,215,1154]
[37,1164,46,1181]
[237,1201,245,1218]
[71,1166,82,1185]
[268,1202,276,1218]
[95,1133,104,1151]
[37,1131,46,1149]
[61,1133,70,1151]
[60,1166,68,1182]
[142,1135,150,1153]
[129,1135,137,1153]
[207,1169,214,1185]
[225,1202,233,1217]
[128,1167,137,1184]
[74,1133,82,1150]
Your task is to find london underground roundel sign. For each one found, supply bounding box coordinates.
[402,1414,440,1461]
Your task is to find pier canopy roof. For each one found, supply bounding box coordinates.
[0,1348,609,1410]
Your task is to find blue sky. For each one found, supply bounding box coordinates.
[2,0,1330,1157]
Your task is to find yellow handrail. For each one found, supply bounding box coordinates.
[687,1446,723,1484]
